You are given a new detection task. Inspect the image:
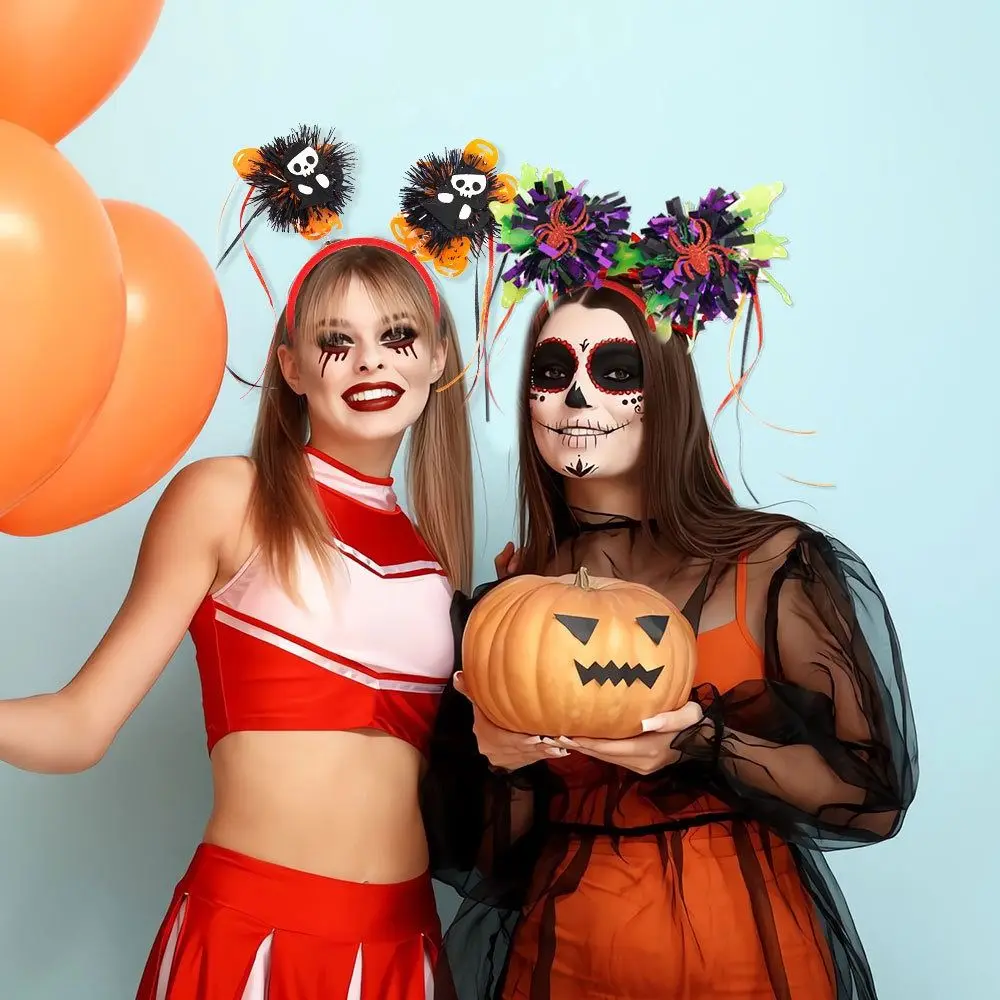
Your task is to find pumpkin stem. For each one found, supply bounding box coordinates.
[574,566,592,589]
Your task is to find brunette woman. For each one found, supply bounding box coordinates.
[425,177,916,1000]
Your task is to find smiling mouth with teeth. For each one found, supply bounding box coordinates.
[342,382,404,412]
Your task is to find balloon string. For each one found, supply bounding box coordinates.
[464,328,484,402]
[463,257,485,406]
[437,355,478,392]
[735,286,832,486]
[708,280,833,492]
[435,255,481,394]
[216,181,238,261]
[706,298,753,490]
[478,234,501,417]
[489,303,517,351]
[239,187,275,315]
[234,187,275,397]
[781,474,835,488]
[724,286,813,436]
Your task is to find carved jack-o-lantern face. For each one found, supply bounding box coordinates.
[462,567,698,739]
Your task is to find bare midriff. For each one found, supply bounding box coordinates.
[203,728,428,883]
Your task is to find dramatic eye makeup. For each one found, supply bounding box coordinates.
[317,330,350,375]
[530,338,577,392]
[586,339,642,394]
[313,314,421,374]
[382,325,419,359]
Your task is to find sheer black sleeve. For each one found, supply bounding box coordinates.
[672,529,918,850]
[420,582,554,1000]
[421,581,549,887]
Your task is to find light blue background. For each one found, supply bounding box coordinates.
[0,1,995,996]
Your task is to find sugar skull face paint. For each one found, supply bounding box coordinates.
[529,303,644,479]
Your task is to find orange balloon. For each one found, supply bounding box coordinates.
[0,201,228,536]
[0,120,126,516]
[0,0,165,143]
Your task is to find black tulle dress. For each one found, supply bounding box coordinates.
[421,521,916,1000]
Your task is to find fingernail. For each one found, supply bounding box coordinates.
[641,716,663,732]
[546,747,569,757]
[557,736,579,747]
[525,736,543,745]
[540,737,560,746]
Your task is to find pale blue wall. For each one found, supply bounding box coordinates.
[0,1,994,995]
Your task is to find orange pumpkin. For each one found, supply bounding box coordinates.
[462,567,697,739]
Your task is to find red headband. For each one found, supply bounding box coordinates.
[284,236,442,338]
[551,278,656,333]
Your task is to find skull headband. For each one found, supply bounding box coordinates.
[217,126,513,396]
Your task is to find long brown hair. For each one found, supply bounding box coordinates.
[248,244,473,593]
[516,281,799,572]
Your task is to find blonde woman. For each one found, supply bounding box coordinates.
[0,126,475,999]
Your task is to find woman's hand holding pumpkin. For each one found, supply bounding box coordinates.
[453,671,568,770]
[546,700,705,775]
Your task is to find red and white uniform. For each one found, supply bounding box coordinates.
[136,448,453,1000]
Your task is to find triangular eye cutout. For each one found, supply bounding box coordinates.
[554,613,599,644]
[635,614,669,645]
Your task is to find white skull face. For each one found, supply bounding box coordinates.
[451,173,487,198]
[285,145,331,197]
[287,146,319,177]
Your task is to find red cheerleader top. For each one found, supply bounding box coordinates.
[188,447,454,756]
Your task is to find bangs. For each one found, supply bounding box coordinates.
[293,246,438,343]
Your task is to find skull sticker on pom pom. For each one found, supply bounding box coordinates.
[226,124,357,250]
[426,168,489,233]
[391,138,516,276]
[282,144,336,207]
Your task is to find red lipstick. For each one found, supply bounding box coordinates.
[341,381,404,412]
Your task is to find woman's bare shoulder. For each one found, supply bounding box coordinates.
[154,456,256,533]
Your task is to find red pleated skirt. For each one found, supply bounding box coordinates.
[136,843,441,1000]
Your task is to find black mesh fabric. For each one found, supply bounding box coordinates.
[421,522,916,1000]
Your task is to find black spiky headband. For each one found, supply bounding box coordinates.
[218,125,516,416]
[222,124,357,262]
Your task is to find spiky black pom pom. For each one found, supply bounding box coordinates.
[244,124,356,235]
[398,145,503,258]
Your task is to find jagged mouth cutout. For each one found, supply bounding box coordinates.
[554,611,669,688]
[574,660,663,688]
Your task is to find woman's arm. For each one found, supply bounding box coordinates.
[0,458,248,774]
[672,529,918,848]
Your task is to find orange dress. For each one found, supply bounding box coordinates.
[500,558,835,1000]
[426,528,916,1000]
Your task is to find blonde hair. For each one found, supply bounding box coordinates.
[248,244,473,593]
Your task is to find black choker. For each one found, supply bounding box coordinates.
[569,514,656,535]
